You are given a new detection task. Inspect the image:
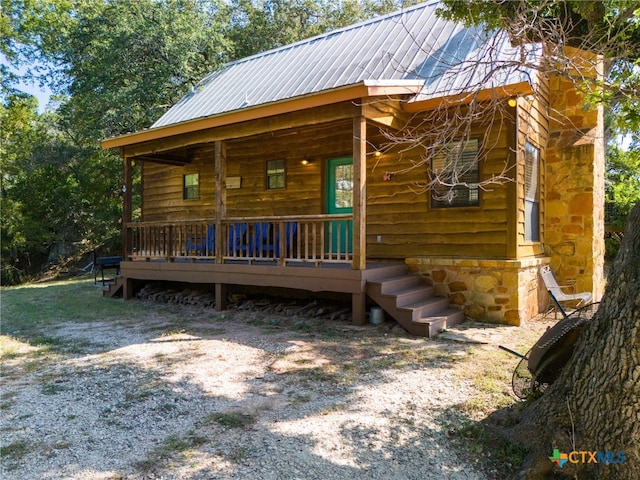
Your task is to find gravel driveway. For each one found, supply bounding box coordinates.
[1,295,536,479]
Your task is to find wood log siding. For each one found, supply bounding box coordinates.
[141,119,354,222]
[516,73,549,258]
[366,121,511,259]
[139,105,517,260]
[224,119,353,218]
[142,145,216,222]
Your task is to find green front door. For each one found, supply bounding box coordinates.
[326,157,353,255]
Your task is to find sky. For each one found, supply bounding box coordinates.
[1,54,53,112]
[19,81,52,112]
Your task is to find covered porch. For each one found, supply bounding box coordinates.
[113,213,392,327]
[109,210,465,335]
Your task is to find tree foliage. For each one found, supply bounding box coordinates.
[3,0,232,139]
[606,142,640,227]
[2,0,241,284]
[0,89,122,283]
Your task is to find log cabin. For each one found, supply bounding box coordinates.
[101,1,605,336]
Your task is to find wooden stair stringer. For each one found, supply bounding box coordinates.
[103,276,125,298]
[366,267,465,337]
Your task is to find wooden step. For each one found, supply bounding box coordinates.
[390,286,436,308]
[413,308,466,336]
[366,267,466,337]
[399,296,450,321]
[363,264,409,282]
[103,276,124,298]
[377,275,424,295]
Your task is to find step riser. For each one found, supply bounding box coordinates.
[409,298,450,321]
[394,288,435,307]
[364,264,409,282]
[379,276,423,295]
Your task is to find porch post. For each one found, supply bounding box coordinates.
[214,141,227,311]
[351,110,367,325]
[352,292,367,326]
[352,109,367,270]
[122,149,133,258]
[214,140,227,264]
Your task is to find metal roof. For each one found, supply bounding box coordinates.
[152,1,540,129]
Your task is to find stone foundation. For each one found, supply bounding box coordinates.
[406,256,551,326]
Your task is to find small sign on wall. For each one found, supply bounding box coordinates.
[226,176,242,189]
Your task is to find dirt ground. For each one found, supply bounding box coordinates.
[1,284,556,479]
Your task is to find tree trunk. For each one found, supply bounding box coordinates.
[504,202,640,479]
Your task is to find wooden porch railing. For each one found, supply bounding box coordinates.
[125,214,354,266]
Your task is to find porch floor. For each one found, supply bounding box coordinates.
[117,259,404,294]
[107,260,406,325]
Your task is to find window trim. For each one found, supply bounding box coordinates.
[524,141,541,242]
[266,159,286,190]
[430,138,481,209]
[183,173,199,200]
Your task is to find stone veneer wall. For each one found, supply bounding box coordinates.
[545,75,606,302]
[406,256,550,326]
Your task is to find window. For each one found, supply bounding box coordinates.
[431,138,480,208]
[333,164,353,208]
[525,142,540,242]
[183,173,199,200]
[266,159,285,189]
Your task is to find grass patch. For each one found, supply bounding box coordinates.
[134,430,207,473]
[41,382,69,395]
[1,278,185,339]
[294,321,313,333]
[319,402,348,415]
[163,432,207,452]
[287,392,312,404]
[227,447,247,463]
[204,411,256,429]
[452,344,517,418]
[448,418,529,478]
[0,439,31,461]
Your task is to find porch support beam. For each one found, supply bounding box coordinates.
[122,150,133,258]
[215,140,228,312]
[214,141,226,264]
[352,108,367,271]
[352,292,367,326]
[215,283,227,311]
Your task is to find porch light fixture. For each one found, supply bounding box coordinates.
[301,158,312,165]
[374,150,382,157]
[508,98,517,108]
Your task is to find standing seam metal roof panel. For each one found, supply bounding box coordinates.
[152,1,539,129]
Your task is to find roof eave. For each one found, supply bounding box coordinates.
[404,81,533,112]
[101,81,424,150]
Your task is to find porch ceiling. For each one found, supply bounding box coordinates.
[120,103,360,161]
[102,83,422,153]
[134,151,193,166]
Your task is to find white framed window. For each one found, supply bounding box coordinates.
[524,142,540,242]
[431,138,480,208]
